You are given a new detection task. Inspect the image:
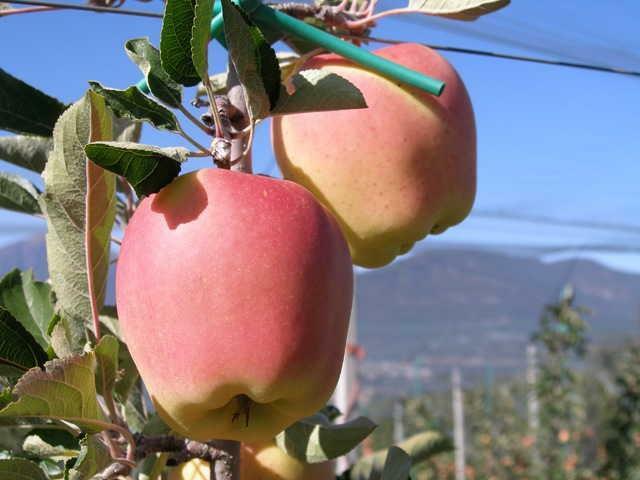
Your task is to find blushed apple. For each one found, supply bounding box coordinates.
[116,168,353,443]
[272,43,476,268]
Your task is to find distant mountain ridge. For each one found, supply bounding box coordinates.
[0,235,48,280]
[3,236,639,390]
[356,246,640,391]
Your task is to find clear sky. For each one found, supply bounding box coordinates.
[1,0,639,272]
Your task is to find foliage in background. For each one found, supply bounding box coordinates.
[600,342,640,480]
[366,287,640,480]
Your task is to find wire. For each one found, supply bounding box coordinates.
[5,0,640,77]
[427,44,640,78]
[4,0,162,17]
[360,35,640,78]
[429,242,640,255]
[471,210,640,235]
[380,0,640,71]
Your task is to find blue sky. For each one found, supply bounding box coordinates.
[1,0,639,272]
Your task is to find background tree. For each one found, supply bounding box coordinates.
[600,341,640,480]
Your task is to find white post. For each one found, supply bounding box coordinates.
[527,343,540,470]
[393,399,405,444]
[527,344,539,433]
[333,275,359,473]
[452,367,466,480]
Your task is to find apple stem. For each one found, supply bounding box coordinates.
[226,58,253,174]
[203,75,226,140]
[229,136,252,174]
[0,5,58,17]
[210,440,241,480]
[129,434,241,479]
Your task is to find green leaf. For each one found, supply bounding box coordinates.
[98,309,120,341]
[22,432,79,459]
[199,72,228,96]
[23,427,80,458]
[0,458,49,480]
[141,413,171,436]
[37,458,63,478]
[0,269,54,351]
[48,315,77,360]
[0,387,11,409]
[393,431,453,464]
[113,117,143,144]
[135,455,161,478]
[160,0,200,86]
[98,313,139,401]
[125,38,183,108]
[381,446,411,480]
[112,118,144,194]
[350,432,453,480]
[114,343,138,401]
[0,172,41,215]
[407,0,510,20]
[122,381,146,433]
[286,29,327,56]
[221,0,281,120]
[85,142,186,197]
[319,404,342,422]
[94,335,118,399]
[0,351,107,433]
[275,412,376,463]
[0,68,67,137]
[85,105,117,342]
[275,51,303,81]
[194,51,300,102]
[41,91,115,356]
[0,420,33,453]
[272,69,367,116]
[0,307,48,377]
[0,135,52,173]
[191,0,214,82]
[89,82,179,132]
[66,434,111,480]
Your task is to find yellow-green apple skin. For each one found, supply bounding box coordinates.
[167,444,335,480]
[168,458,210,480]
[272,43,477,268]
[240,443,334,480]
[116,168,353,443]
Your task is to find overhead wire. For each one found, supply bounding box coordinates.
[2,0,638,252]
[3,0,640,77]
[3,0,162,17]
[357,36,640,77]
[470,211,640,236]
[378,0,640,71]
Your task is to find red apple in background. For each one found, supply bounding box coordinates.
[116,168,353,443]
[272,43,476,268]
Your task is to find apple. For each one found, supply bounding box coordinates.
[271,43,476,268]
[116,168,353,443]
[167,444,335,480]
[240,443,335,480]
[168,458,209,480]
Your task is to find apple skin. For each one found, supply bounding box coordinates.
[116,168,353,443]
[168,459,210,480]
[240,443,335,480]
[272,43,476,268]
[167,444,334,480]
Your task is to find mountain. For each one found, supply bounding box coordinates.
[2,236,639,393]
[356,247,640,392]
[0,235,48,280]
